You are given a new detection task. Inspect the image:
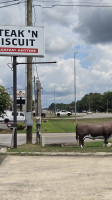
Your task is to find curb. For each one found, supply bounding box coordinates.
[2,151,112,156]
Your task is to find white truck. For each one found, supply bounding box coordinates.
[3,110,25,123]
[55,110,72,117]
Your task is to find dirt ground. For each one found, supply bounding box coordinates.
[0,155,112,200]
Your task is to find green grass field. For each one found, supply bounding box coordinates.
[7,140,112,153]
[42,119,76,133]
[1,117,112,134]
[41,117,112,133]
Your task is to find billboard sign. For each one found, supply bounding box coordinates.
[0,26,44,57]
[17,90,25,98]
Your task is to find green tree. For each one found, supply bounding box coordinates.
[0,85,11,114]
[76,93,101,112]
[88,93,101,112]
[49,103,71,112]
[48,91,112,113]
[99,91,112,112]
[76,94,91,112]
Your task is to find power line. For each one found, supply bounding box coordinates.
[34,0,112,3]
[33,0,112,5]
[1,0,112,9]
[34,4,112,9]
[33,0,112,8]
[0,0,18,4]
[0,0,26,8]
[0,0,22,5]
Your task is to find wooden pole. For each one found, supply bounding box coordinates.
[26,0,33,144]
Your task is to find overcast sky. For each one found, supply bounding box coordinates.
[0,0,112,108]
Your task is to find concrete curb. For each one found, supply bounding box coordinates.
[2,151,112,156]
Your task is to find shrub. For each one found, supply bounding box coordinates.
[17,123,26,130]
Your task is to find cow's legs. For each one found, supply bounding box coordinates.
[79,136,84,148]
[82,139,84,147]
[104,136,108,147]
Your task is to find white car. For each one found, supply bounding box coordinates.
[56,110,72,117]
[87,111,92,114]
[4,111,25,123]
[0,115,4,122]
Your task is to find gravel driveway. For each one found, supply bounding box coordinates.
[0,155,112,200]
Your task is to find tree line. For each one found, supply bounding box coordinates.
[49,92,112,113]
[1,84,112,113]
[0,85,11,114]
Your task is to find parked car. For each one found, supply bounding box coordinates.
[87,111,92,114]
[55,110,72,117]
[3,110,25,123]
[0,114,4,122]
[32,110,46,118]
[82,110,87,113]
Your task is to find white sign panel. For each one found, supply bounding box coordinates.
[0,26,44,57]
[17,90,25,98]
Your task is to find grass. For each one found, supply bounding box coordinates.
[42,119,76,133]
[1,117,112,134]
[41,117,112,133]
[6,140,112,153]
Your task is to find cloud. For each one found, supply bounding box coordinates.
[34,5,78,56]
[0,3,25,26]
[41,43,112,105]
[44,6,78,27]
[46,37,69,55]
[1,1,112,108]
[74,7,112,44]
[0,79,3,85]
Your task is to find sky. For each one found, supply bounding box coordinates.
[1,0,112,108]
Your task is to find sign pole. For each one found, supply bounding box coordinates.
[26,0,33,144]
[13,56,17,148]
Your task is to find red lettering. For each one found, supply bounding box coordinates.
[0,47,38,53]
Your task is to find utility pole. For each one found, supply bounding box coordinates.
[36,79,41,144]
[26,0,32,144]
[36,80,41,116]
[34,76,36,112]
[74,52,78,122]
[54,84,56,113]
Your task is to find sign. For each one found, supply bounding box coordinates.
[26,112,33,126]
[17,90,25,98]
[0,26,44,57]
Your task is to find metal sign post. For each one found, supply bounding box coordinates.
[13,56,17,148]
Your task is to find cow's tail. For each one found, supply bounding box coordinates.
[76,124,79,142]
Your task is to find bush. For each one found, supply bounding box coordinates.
[17,123,26,130]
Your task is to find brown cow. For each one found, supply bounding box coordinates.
[76,123,112,147]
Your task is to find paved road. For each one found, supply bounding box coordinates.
[0,133,76,147]
[76,112,112,119]
[0,155,112,200]
[42,133,76,145]
[0,122,8,129]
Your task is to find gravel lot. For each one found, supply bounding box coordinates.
[0,155,112,200]
[0,155,4,165]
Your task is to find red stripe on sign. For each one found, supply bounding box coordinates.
[0,47,38,53]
